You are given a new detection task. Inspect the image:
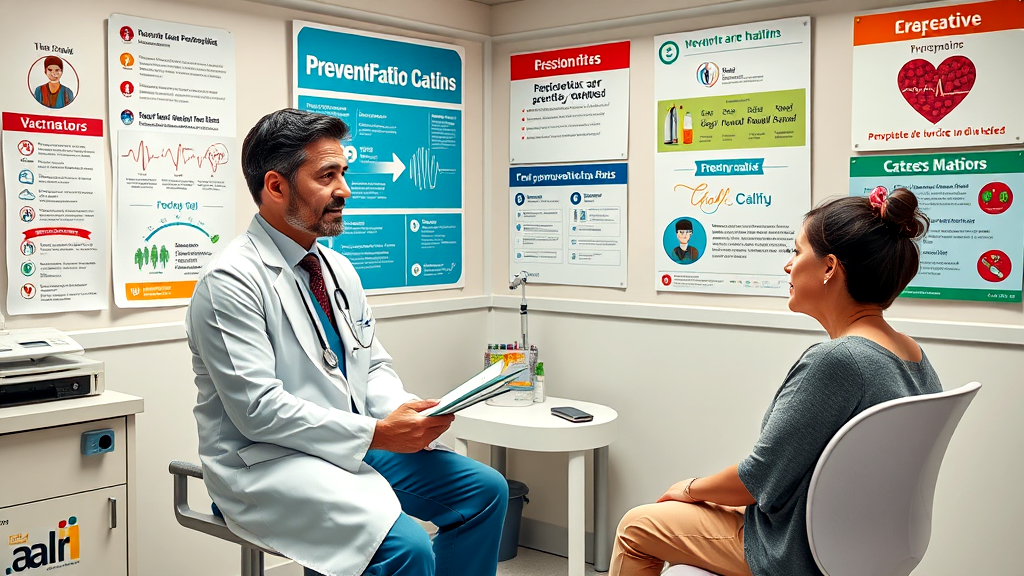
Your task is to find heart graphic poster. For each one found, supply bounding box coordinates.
[852,0,1024,151]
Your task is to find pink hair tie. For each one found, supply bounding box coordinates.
[869,186,888,218]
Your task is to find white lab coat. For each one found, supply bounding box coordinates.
[185,217,418,576]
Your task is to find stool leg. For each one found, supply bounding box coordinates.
[241,546,265,576]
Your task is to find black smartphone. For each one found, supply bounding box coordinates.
[551,406,593,423]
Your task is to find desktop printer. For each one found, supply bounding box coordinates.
[0,328,103,409]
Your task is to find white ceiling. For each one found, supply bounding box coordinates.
[467,0,523,4]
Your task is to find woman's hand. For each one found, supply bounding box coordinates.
[656,466,756,507]
[658,478,699,504]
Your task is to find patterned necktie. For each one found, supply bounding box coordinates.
[299,254,337,329]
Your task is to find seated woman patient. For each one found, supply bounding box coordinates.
[611,187,939,576]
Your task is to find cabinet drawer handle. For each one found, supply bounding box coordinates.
[109,497,117,529]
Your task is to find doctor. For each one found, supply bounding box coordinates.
[186,108,508,576]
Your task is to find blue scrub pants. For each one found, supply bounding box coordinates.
[305,448,508,576]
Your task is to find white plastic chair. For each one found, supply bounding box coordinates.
[663,382,981,576]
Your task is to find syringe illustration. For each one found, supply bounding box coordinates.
[980,256,1005,279]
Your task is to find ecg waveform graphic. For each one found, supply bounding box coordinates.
[900,80,970,99]
[408,147,441,191]
[121,141,230,174]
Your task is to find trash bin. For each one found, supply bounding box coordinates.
[498,479,530,561]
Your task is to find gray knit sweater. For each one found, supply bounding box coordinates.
[738,336,942,576]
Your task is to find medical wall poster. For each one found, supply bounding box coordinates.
[107,14,236,308]
[1,34,109,315]
[509,41,630,165]
[850,151,1023,302]
[107,14,236,137]
[293,21,465,293]
[851,0,1024,151]
[653,17,810,296]
[509,163,628,288]
[2,114,108,315]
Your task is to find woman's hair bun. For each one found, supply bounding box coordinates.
[881,187,929,240]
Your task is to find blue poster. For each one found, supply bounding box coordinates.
[508,163,629,288]
[320,213,463,291]
[298,96,462,210]
[294,21,464,293]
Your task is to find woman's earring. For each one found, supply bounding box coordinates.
[823,277,829,285]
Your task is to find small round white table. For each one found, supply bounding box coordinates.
[450,397,618,575]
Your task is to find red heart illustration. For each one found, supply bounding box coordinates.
[897,56,976,124]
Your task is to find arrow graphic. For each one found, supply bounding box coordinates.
[356,153,406,182]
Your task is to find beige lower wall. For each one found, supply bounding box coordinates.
[492,308,1020,575]
[80,304,1018,575]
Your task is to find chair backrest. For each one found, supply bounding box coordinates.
[806,382,980,576]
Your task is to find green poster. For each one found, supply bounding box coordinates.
[849,150,1024,303]
[657,89,805,153]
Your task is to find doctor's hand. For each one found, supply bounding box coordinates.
[370,400,455,453]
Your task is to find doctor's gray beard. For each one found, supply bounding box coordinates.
[285,193,344,237]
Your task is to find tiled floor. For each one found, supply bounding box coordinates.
[496,547,601,576]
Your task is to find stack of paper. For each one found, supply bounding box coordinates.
[422,362,528,416]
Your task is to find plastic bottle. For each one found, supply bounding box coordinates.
[533,361,545,402]
[682,110,693,144]
[663,106,676,145]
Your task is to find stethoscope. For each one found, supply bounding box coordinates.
[295,252,374,371]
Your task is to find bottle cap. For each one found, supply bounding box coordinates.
[535,361,544,376]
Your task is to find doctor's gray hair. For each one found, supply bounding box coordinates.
[241,109,350,205]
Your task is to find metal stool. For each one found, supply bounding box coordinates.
[170,460,290,576]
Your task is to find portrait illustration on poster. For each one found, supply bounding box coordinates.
[28,56,78,109]
[663,217,706,264]
[852,0,1024,150]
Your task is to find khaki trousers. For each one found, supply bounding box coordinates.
[610,501,753,576]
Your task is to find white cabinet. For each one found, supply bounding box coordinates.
[0,392,142,576]
[1,485,128,576]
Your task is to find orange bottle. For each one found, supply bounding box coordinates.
[682,109,693,144]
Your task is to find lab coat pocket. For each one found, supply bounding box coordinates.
[237,443,301,468]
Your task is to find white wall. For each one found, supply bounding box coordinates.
[0,0,491,574]
[486,0,1023,574]
[2,0,1021,574]
[0,0,489,333]
[488,0,1024,329]
[491,309,1021,574]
